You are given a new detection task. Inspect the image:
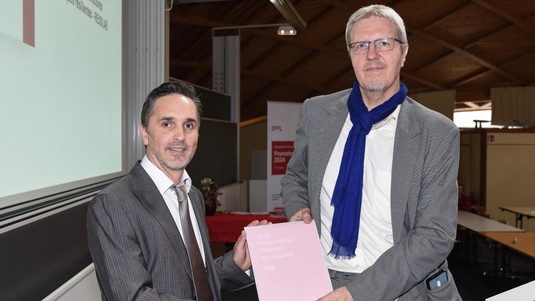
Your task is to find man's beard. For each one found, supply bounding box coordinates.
[363,81,386,92]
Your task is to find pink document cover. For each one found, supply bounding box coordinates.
[245,220,333,301]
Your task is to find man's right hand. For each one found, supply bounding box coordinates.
[290,207,312,224]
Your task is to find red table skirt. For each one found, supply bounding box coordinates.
[205,211,287,243]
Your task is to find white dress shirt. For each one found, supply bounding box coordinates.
[320,106,400,273]
[140,155,207,265]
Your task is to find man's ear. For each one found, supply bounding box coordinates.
[401,44,409,67]
[141,125,149,146]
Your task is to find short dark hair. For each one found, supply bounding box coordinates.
[141,80,203,130]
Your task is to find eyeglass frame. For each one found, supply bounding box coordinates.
[347,37,405,54]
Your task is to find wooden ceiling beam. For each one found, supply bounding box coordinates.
[463,22,512,49]
[471,0,535,37]
[172,4,499,94]
[171,14,230,28]
[242,83,277,108]
[419,7,535,86]
[169,59,210,69]
[241,68,331,97]
[168,59,212,86]
[245,42,280,70]
[421,3,472,30]
[169,15,222,60]
[172,15,344,56]
[315,0,476,90]
[226,1,260,22]
[408,27,526,84]
[451,68,490,87]
[169,58,330,107]
[401,71,446,89]
[318,0,528,85]
[455,88,491,102]
[271,2,334,73]
[454,49,535,86]
[171,14,325,91]
[240,16,285,70]
[409,50,451,73]
[279,49,317,78]
[173,15,446,92]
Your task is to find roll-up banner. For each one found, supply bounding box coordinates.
[267,101,302,212]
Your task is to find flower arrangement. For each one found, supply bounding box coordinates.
[201,177,222,208]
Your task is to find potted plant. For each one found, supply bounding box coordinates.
[201,177,222,216]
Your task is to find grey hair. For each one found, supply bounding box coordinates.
[345,4,407,51]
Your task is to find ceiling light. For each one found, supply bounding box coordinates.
[213,23,297,36]
[277,25,297,36]
[270,0,307,32]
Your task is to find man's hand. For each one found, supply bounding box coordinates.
[290,207,312,224]
[232,219,270,270]
[317,287,354,301]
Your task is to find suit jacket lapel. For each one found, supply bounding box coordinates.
[129,163,194,280]
[310,94,348,228]
[318,95,349,158]
[391,99,421,243]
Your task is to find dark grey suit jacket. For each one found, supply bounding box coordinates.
[87,163,252,301]
[281,89,461,300]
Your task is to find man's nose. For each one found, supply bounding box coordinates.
[366,43,380,59]
[173,127,185,141]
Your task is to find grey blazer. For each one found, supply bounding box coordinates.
[87,163,253,301]
[281,89,461,301]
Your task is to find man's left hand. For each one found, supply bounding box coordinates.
[317,287,354,301]
[232,219,270,270]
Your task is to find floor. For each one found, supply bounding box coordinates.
[448,249,528,300]
[212,238,534,301]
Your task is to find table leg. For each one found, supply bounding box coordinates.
[515,213,523,229]
[502,244,506,278]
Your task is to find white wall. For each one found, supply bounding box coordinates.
[411,89,455,120]
[218,181,248,211]
[485,132,535,231]
[249,179,268,213]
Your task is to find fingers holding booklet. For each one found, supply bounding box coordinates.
[233,219,271,271]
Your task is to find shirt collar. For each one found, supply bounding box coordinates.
[140,155,192,195]
[372,105,401,130]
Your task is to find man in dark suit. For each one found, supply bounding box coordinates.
[281,4,461,301]
[87,81,265,300]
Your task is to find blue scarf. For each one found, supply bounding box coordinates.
[330,80,407,259]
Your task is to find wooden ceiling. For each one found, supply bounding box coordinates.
[168,0,535,121]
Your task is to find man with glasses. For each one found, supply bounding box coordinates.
[281,4,461,300]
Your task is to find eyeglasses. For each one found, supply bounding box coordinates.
[347,37,404,55]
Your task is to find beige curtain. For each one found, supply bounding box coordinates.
[491,86,535,127]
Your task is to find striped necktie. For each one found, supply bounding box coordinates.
[175,185,214,301]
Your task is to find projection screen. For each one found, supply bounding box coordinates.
[0,0,123,209]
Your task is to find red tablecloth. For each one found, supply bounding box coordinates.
[205,211,287,243]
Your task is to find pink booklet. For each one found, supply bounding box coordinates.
[245,220,333,301]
